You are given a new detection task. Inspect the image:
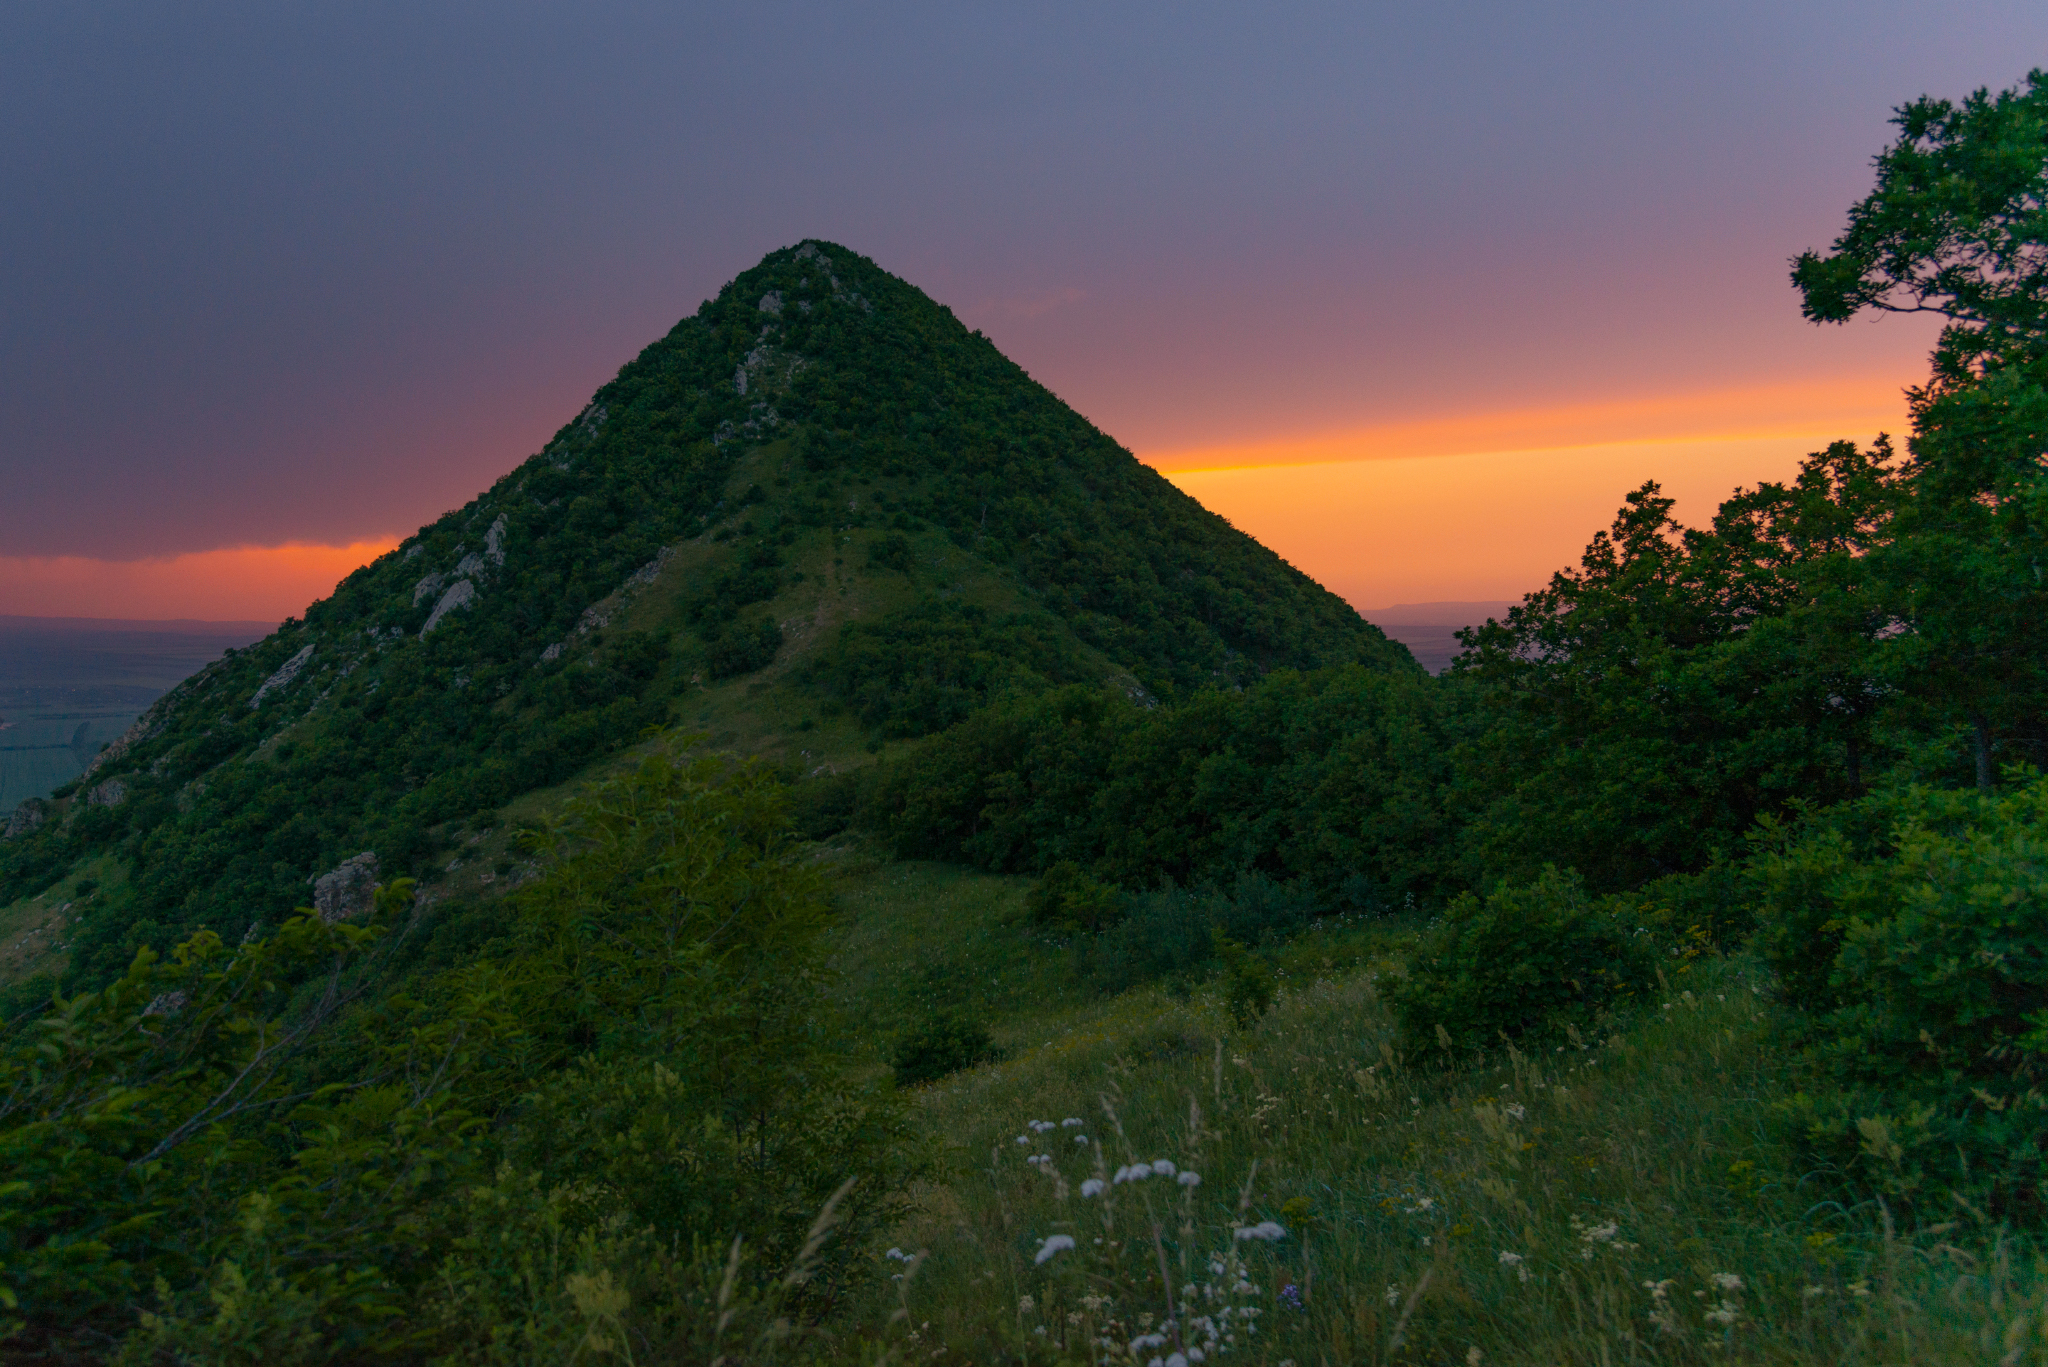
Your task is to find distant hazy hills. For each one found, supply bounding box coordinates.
[4,241,1417,988]
[1360,602,1515,674]
[0,616,271,810]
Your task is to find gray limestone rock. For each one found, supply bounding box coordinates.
[86,778,127,808]
[250,644,316,708]
[3,798,48,840]
[485,514,508,566]
[313,851,379,924]
[421,579,476,635]
[412,572,447,606]
[759,290,783,315]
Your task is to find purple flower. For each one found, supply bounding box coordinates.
[1279,1283,1305,1312]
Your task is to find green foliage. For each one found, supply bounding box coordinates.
[890,1011,1002,1087]
[867,667,1459,903]
[1212,929,1275,1029]
[0,880,436,1350]
[0,746,921,1357]
[1753,775,2048,1211]
[1024,861,1121,933]
[1393,867,1658,1053]
[1451,441,1908,889]
[866,531,913,573]
[1793,68,2048,392]
[703,614,783,678]
[803,598,1096,738]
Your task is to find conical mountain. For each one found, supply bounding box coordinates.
[1,241,1414,990]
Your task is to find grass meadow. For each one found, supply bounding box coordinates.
[817,866,2048,1365]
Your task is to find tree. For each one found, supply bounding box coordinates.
[1794,70,2048,786]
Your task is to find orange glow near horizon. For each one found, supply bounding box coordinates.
[0,539,401,623]
[1,381,1914,622]
[1142,377,1913,611]
[1162,433,1892,610]
[1142,375,1910,473]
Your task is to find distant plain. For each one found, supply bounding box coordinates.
[0,616,272,809]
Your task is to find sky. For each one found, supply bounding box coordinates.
[3,2,2040,622]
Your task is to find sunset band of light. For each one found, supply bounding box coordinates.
[0,539,402,623]
[1138,376,1910,473]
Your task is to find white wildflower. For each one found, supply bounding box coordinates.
[1166,1355,1188,1367]
[1034,1234,1076,1265]
[1386,1283,1402,1307]
[1075,1134,1089,1144]
[1015,1135,1030,1145]
[1018,1295,1035,1313]
[1503,1103,1526,1121]
[885,1247,909,1261]
[1061,1117,1085,1126]
[1029,1119,1057,1133]
[1803,1285,1827,1298]
[1178,1170,1202,1187]
[1081,1178,1106,1198]
[1704,1300,1739,1326]
[1150,1159,1176,1176]
[1234,1221,1287,1242]
[1710,1272,1744,1292]
[1498,1250,1530,1283]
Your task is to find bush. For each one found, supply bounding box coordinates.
[705,616,783,678]
[1083,874,1317,995]
[1752,775,2048,1212]
[867,532,914,573]
[1392,866,1657,1053]
[787,768,864,840]
[1025,861,1122,933]
[1213,930,1275,1029]
[890,1011,1001,1087]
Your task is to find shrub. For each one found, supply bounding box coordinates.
[705,616,783,678]
[867,532,914,573]
[1213,930,1275,1029]
[891,1011,1001,1087]
[787,768,864,840]
[1025,861,1122,933]
[1392,866,1657,1053]
[1752,775,2048,1212]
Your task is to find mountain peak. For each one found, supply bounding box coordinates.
[3,241,1414,990]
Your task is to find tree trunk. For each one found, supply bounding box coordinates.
[1970,710,1993,792]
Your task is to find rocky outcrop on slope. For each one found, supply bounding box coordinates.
[250,644,316,708]
[312,851,379,923]
[3,798,47,840]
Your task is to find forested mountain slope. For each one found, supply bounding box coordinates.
[0,240,1412,991]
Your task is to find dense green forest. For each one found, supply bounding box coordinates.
[3,72,2047,1364]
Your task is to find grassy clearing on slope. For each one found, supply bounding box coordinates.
[855,954,2045,1365]
[0,850,123,991]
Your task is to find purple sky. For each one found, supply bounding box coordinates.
[4,2,2043,572]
